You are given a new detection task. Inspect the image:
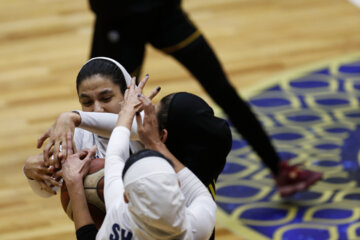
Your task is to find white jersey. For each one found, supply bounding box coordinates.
[96,127,216,240]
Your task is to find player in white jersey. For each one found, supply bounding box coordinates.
[23,57,152,196]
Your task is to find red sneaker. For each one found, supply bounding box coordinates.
[274,162,323,197]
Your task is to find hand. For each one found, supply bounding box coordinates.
[135,95,162,148]
[61,133,96,185]
[121,75,160,113]
[24,153,61,195]
[37,112,80,169]
[121,76,144,113]
[136,95,185,172]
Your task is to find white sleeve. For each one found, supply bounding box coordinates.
[75,111,142,140]
[177,168,216,240]
[104,126,131,210]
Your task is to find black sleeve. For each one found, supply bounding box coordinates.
[76,224,98,240]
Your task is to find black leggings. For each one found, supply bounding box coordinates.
[90,4,280,176]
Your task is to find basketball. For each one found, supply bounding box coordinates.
[60,158,105,229]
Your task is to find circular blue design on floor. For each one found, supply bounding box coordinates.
[217,185,260,198]
[221,162,245,174]
[278,151,298,160]
[323,177,351,184]
[218,57,360,240]
[282,228,332,240]
[287,115,321,122]
[345,112,360,118]
[290,80,329,89]
[315,98,349,106]
[271,132,303,141]
[231,139,248,150]
[290,191,323,201]
[313,209,352,219]
[314,160,340,167]
[314,143,340,150]
[250,98,291,108]
[240,208,288,221]
[344,193,360,201]
[353,82,360,91]
[339,65,360,74]
[325,127,351,134]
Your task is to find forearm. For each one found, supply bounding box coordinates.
[75,111,116,138]
[67,180,94,230]
[104,126,130,208]
[178,168,216,239]
[104,102,139,207]
[75,111,142,139]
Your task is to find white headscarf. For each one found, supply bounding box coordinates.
[124,156,189,240]
[84,56,132,87]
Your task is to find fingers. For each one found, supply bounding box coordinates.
[137,74,149,90]
[130,77,136,91]
[138,94,153,110]
[124,89,129,100]
[66,132,74,156]
[136,112,143,131]
[78,147,96,175]
[37,131,50,148]
[148,86,161,100]
[43,175,62,187]
[43,141,54,167]
[80,158,92,175]
[39,180,57,195]
[52,140,62,169]
[88,145,97,157]
[54,169,63,179]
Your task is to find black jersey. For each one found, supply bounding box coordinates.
[89,0,181,18]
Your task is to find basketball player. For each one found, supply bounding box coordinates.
[61,79,216,240]
[87,0,322,197]
[23,57,147,196]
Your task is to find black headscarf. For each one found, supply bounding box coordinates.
[164,92,232,187]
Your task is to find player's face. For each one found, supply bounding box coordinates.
[78,75,123,113]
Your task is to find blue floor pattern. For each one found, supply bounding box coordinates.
[216,56,360,240]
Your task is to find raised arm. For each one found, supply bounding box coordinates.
[73,111,143,139]
[104,77,146,208]
[135,94,216,239]
[135,94,185,173]
[61,133,97,232]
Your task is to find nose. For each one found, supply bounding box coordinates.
[94,101,104,112]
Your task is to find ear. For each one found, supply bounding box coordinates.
[160,129,168,143]
[123,192,129,203]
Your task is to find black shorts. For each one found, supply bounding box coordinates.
[90,4,199,74]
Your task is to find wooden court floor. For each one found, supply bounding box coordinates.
[1,0,360,239]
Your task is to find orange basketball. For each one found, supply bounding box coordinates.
[61,158,105,229]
